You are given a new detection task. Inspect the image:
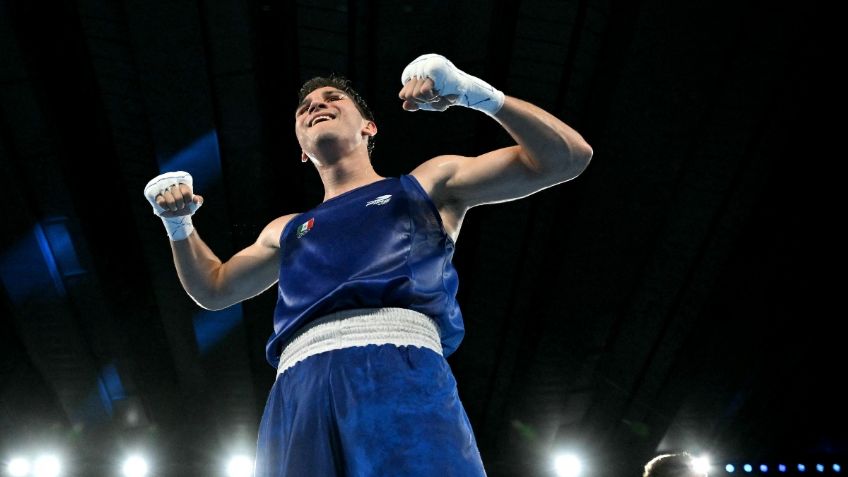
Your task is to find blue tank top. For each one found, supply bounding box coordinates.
[265,174,464,367]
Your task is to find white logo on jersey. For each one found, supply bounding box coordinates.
[366,194,392,206]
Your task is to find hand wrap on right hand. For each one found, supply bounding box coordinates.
[143,171,202,241]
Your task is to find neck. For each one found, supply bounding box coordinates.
[314,153,383,201]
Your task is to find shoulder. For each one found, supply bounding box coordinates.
[409,154,467,205]
[257,213,299,248]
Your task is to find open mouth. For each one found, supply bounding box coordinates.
[310,114,335,127]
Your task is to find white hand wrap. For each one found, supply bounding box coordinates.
[401,53,505,116]
[143,171,202,241]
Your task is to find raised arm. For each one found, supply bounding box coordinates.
[143,172,289,310]
[399,54,592,236]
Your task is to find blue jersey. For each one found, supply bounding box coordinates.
[265,175,464,367]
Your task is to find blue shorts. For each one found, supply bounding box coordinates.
[254,344,487,477]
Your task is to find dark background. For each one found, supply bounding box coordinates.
[0,0,842,476]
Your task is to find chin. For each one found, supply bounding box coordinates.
[313,135,354,156]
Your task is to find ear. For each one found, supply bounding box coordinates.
[362,120,377,138]
[301,151,309,163]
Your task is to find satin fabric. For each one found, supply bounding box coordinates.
[266,175,464,368]
[254,344,487,477]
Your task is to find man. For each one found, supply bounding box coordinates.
[643,453,709,477]
[143,53,592,476]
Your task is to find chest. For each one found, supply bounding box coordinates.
[281,189,413,271]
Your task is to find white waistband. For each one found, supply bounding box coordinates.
[276,307,443,376]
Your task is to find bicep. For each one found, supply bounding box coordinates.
[420,146,574,209]
[217,241,280,302]
[214,217,288,306]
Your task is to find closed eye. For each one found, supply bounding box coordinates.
[295,92,346,117]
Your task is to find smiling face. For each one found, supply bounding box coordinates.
[295,85,376,163]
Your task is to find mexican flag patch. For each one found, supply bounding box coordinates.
[296,218,314,238]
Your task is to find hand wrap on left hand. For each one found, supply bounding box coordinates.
[401,53,505,116]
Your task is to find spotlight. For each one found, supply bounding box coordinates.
[725,464,736,473]
[743,463,753,473]
[691,455,711,474]
[760,464,769,472]
[226,455,253,477]
[122,456,149,477]
[7,457,31,477]
[798,463,806,472]
[32,455,60,477]
[553,453,582,477]
[834,463,841,473]
[816,464,824,472]
[778,464,787,472]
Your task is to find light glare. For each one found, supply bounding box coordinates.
[33,455,60,477]
[553,453,582,477]
[226,455,253,477]
[122,456,149,477]
[691,455,710,474]
[7,457,31,477]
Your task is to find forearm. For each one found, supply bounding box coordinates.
[144,171,278,309]
[492,96,593,179]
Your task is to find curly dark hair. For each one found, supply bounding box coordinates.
[298,75,375,156]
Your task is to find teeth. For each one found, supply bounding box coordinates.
[311,115,333,126]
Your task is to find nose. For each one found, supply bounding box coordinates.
[307,99,328,115]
